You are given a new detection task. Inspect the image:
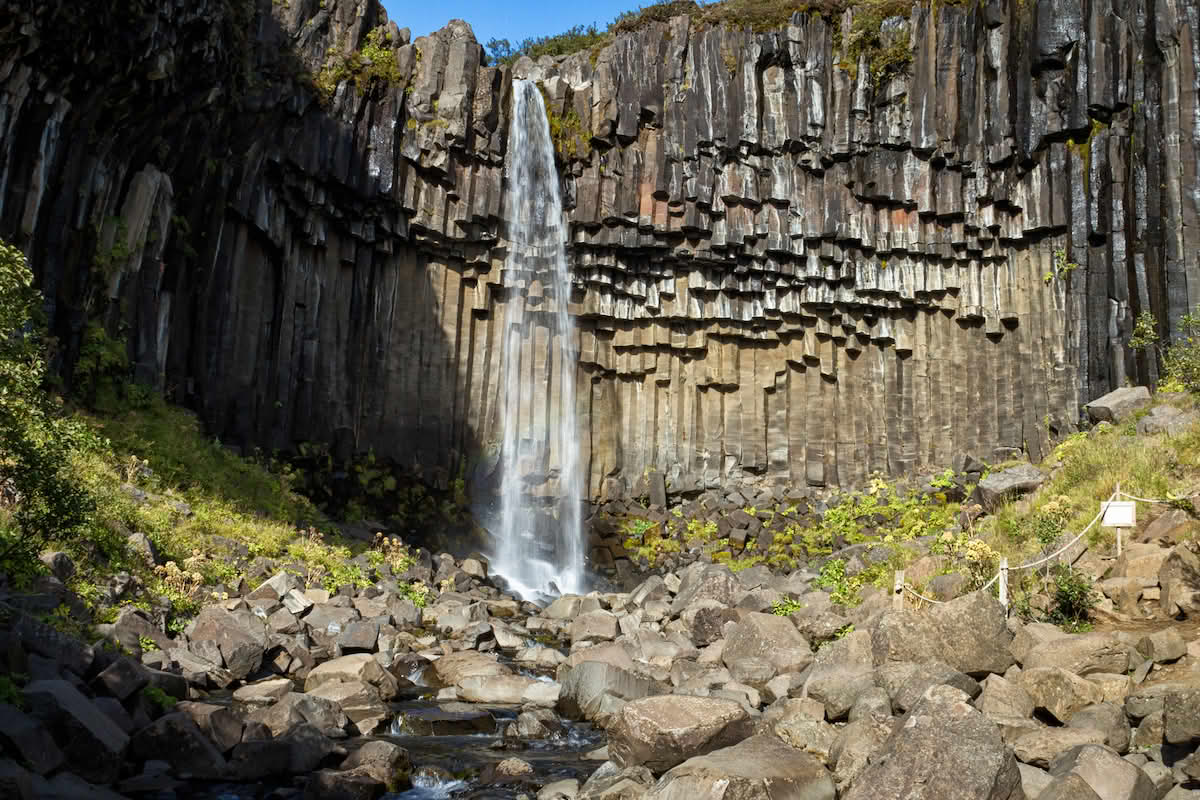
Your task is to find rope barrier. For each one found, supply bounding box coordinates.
[896,491,1117,611]
[1116,489,1200,504]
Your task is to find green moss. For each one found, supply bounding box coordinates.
[316,25,402,103]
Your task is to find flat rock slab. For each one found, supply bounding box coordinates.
[609,695,752,773]
[23,679,128,784]
[1086,386,1151,423]
[974,464,1048,512]
[645,734,835,800]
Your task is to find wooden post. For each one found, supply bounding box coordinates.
[1117,526,1123,558]
[893,570,905,610]
[998,558,1009,610]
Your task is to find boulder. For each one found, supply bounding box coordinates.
[176,701,244,753]
[804,629,875,720]
[1136,404,1199,436]
[1137,629,1187,663]
[1013,727,1107,768]
[976,674,1036,720]
[1066,704,1131,753]
[302,767,386,800]
[571,611,620,643]
[339,741,410,788]
[188,606,264,680]
[893,661,981,713]
[1047,744,1156,800]
[0,703,64,775]
[558,662,664,727]
[22,679,129,784]
[304,653,399,700]
[1163,689,1200,745]
[774,714,838,765]
[457,675,559,707]
[247,692,348,737]
[974,464,1048,511]
[670,566,738,616]
[1159,542,1200,615]
[431,650,508,686]
[872,590,1015,677]
[307,680,389,735]
[644,735,835,800]
[233,677,294,705]
[1022,632,1132,676]
[578,761,656,800]
[841,685,1022,800]
[1084,387,1151,423]
[1038,773,1106,800]
[830,714,894,788]
[608,695,752,773]
[721,611,813,675]
[1017,667,1106,724]
[130,712,228,779]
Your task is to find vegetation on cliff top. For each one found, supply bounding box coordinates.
[485,0,917,82]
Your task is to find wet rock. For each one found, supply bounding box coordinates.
[394,702,497,735]
[340,740,411,788]
[608,695,752,773]
[578,761,655,800]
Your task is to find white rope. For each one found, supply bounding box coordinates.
[1116,489,1200,504]
[902,584,947,604]
[1008,498,1111,572]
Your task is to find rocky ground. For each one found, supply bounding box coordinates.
[6,504,1200,799]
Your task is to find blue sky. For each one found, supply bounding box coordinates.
[381,1,642,49]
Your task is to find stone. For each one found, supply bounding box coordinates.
[976,674,1036,720]
[176,701,244,753]
[1085,387,1152,423]
[338,620,379,652]
[188,606,264,680]
[457,675,559,707]
[607,695,753,773]
[1163,689,1200,745]
[774,714,838,765]
[721,611,813,675]
[1014,728,1108,768]
[307,680,389,735]
[1136,405,1199,436]
[1023,632,1133,676]
[872,589,1015,677]
[893,661,982,713]
[1019,763,1056,799]
[974,464,1048,511]
[233,677,294,704]
[22,679,129,784]
[830,713,894,788]
[0,703,64,775]
[1159,542,1200,615]
[130,712,228,779]
[1038,773,1106,800]
[1047,744,1156,800]
[670,566,738,616]
[1067,704,1131,753]
[39,551,75,581]
[1137,629,1187,664]
[644,735,834,800]
[840,685,1022,800]
[94,656,149,701]
[570,610,619,643]
[578,762,656,800]
[558,661,664,726]
[804,628,875,720]
[1017,667,1107,724]
[302,767,386,800]
[431,650,509,686]
[539,778,580,800]
[247,692,348,737]
[339,740,411,787]
[306,653,399,700]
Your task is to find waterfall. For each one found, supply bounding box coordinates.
[491,80,584,601]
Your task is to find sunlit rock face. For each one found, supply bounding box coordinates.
[1,0,1196,501]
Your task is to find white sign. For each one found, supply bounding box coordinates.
[1101,500,1136,528]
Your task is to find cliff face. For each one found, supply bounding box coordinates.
[1,0,1198,501]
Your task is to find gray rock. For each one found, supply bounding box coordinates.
[1038,773,1105,800]
[558,661,665,726]
[841,685,1022,800]
[1163,689,1200,745]
[22,679,129,784]
[645,735,835,800]
[1067,704,1131,753]
[340,740,411,787]
[188,606,265,680]
[130,712,228,779]
[305,653,398,699]
[830,713,893,788]
[1014,727,1108,769]
[721,611,813,676]
[805,628,875,720]
[176,701,244,753]
[0,703,64,775]
[1017,667,1106,724]
[246,692,348,738]
[1085,387,1152,423]
[578,761,655,800]
[608,695,752,773]
[974,464,1048,511]
[976,674,1036,720]
[1048,744,1156,800]
[307,680,389,735]
[1023,632,1133,676]
[1136,405,1200,436]
[872,590,1015,677]
[893,661,982,713]
[1137,629,1187,664]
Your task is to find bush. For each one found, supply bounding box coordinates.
[1047,563,1098,631]
[0,240,94,575]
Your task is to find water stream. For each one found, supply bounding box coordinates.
[491,79,585,601]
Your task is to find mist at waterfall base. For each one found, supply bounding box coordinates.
[483,79,586,604]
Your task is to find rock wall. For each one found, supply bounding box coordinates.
[2,0,1199,500]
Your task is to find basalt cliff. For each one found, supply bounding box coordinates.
[2,0,1198,501]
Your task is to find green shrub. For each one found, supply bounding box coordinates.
[0,240,95,576]
[771,596,804,616]
[1047,563,1098,631]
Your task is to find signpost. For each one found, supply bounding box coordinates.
[1101,487,1136,557]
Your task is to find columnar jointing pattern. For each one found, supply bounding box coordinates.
[1,0,1198,502]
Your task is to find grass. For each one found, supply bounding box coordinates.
[15,395,430,636]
